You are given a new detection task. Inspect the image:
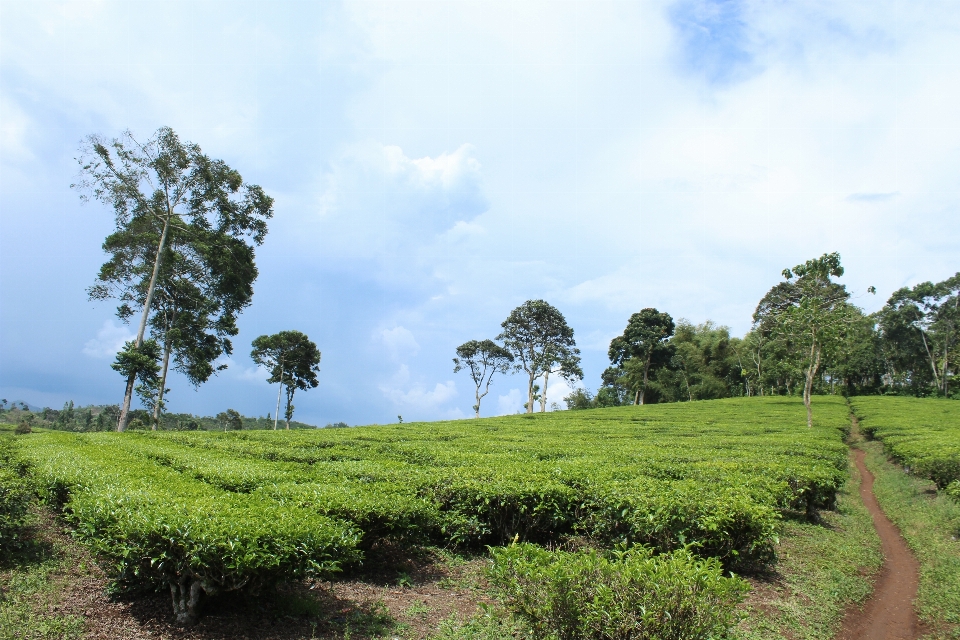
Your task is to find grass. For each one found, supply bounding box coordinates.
[0,508,86,640]
[859,438,960,640]
[733,448,883,640]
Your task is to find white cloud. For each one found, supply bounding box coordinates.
[314,142,488,261]
[379,365,457,411]
[82,320,133,360]
[497,388,525,416]
[379,326,420,360]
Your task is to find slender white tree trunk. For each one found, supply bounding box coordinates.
[919,330,941,391]
[540,371,550,412]
[526,369,536,414]
[152,343,172,430]
[118,215,171,432]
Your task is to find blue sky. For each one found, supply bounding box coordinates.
[1,0,958,425]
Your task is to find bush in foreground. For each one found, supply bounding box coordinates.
[488,542,748,640]
[0,436,32,558]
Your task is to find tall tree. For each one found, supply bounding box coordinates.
[881,274,960,396]
[758,253,860,427]
[608,309,675,405]
[498,300,582,414]
[77,127,273,431]
[250,331,321,429]
[453,339,514,418]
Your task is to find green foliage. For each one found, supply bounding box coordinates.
[22,432,359,624]
[879,273,960,397]
[608,308,675,405]
[499,300,583,414]
[852,396,960,489]
[77,126,274,431]
[20,398,850,578]
[488,542,748,640]
[0,436,33,558]
[453,339,514,417]
[250,330,321,428]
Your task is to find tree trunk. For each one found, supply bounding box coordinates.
[540,371,550,412]
[474,384,481,419]
[151,307,176,431]
[638,355,651,405]
[526,368,536,414]
[118,215,171,431]
[803,340,821,429]
[919,330,941,391]
[284,386,294,430]
[152,342,172,430]
[273,383,282,430]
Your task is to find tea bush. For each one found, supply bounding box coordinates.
[488,542,748,640]
[852,397,960,489]
[0,434,32,558]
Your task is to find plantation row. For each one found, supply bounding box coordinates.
[19,397,851,623]
[852,396,960,497]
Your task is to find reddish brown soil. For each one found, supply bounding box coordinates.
[838,448,921,640]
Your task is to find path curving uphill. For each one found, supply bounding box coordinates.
[839,442,922,640]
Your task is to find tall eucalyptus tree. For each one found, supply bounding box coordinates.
[77,127,272,430]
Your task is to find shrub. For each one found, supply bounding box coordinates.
[0,437,32,557]
[488,543,748,640]
[14,421,31,435]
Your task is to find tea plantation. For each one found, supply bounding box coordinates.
[12,396,854,626]
[852,396,960,496]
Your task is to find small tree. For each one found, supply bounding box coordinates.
[609,309,675,405]
[250,331,321,430]
[453,339,514,418]
[216,409,243,431]
[759,253,865,427]
[498,300,582,414]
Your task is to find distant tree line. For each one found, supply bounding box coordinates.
[567,255,959,414]
[0,399,321,432]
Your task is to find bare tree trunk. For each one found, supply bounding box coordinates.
[526,369,536,413]
[274,383,282,430]
[118,216,171,431]
[803,341,821,429]
[152,343,172,430]
[919,330,941,391]
[638,356,651,405]
[151,307,176,431]
[540,371,549,412]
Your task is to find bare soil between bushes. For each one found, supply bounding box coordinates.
[837,443,922,640]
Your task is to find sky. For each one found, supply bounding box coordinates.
[1,0,958,426]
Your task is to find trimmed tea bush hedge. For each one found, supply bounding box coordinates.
[0,433,32,558]
[24,432,360,624]
[852,397,960,489]
[488,542,748,640]
[19,397,851,621]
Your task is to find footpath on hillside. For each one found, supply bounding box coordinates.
[839,417,922,640]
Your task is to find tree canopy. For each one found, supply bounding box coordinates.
[250,331,321,430]
[453,339,514,418]
[608,309,675,405]
[78,126,273,431]
[498,300,582,413]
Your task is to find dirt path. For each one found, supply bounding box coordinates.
[838,444,922,640]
